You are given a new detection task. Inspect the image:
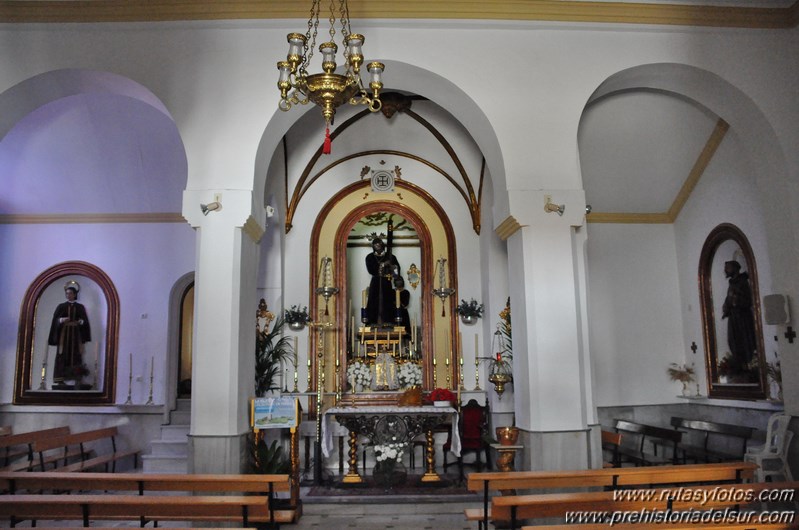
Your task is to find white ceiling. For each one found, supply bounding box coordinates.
[579,90,720,215]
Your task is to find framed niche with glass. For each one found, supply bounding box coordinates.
[698,224,767,400]
[14,261,119,405]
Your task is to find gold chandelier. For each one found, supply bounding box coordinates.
[276,0,384,154]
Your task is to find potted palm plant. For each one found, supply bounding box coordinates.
[255,316,293,397]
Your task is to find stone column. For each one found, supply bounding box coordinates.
[182,189,265,473]
[497,189,597,470]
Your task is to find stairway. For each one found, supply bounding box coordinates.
[141,398,190,473]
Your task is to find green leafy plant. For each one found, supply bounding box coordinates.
[457,298,484,318]
[284,305,311,324]
[255,316,293,397]
[251,437,291,474]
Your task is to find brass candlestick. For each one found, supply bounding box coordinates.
[474,356,481,391]
[124,355,133,405]
[145,357,154,405]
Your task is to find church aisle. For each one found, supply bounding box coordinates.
[293,500,475,530]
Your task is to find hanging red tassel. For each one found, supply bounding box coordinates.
[322,126,332,155]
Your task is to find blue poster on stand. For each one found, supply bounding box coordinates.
[252,397,298,431]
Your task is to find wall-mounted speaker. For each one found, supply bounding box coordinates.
[763,294,790,325]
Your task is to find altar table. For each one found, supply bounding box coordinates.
[323,406,460,484]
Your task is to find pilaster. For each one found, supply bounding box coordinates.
[182,188,264,473]
[498,189,597,468]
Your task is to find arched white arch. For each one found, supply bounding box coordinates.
[254,60,508,228]
[0,68,174,142]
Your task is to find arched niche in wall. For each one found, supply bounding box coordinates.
[15,261,119,405]
[699,224,766,400]
[309,179,458,406]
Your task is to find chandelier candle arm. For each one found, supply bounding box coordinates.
[275,0,385,154]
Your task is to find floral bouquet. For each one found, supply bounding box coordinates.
[346,361,372,392]
[284,305,311,324]
[374,442,407,464]
[397,362,422,389]
[427,387,456,405]
[457,298,484,318]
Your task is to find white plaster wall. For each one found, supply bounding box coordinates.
[674,126,774,398]
[0,222,196,405]
[587,223,685,406]
[0,22,794,214]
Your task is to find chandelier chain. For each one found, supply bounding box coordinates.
[303,0,321,74]
[276,0,385,145]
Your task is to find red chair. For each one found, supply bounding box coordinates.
[443,398,491,480]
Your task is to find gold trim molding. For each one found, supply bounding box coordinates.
[0,1,796,28]
[0,212,185,224]
[587,117,729,226]
[495,215,522,241]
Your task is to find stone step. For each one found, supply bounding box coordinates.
[175,398,191,412]
[160,424,189,440]
[140,453,187,474]
[149,438,188,457]
[169,409,191,425]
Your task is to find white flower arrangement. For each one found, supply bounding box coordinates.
[397,362,422,389]
[346,361,372,392]
[374,442,407,463]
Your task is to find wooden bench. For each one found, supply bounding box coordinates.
[493,480,798,530]
[0,426,71,471]
[524,522,798,530]
[601,430,622,468]
[614,419,682,465]
[0,471,295,527]
[466,461,757,530]
[669,417,756,463]
[33,426,139,472]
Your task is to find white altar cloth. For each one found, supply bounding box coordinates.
[323,406,460,458]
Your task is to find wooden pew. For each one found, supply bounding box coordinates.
[492,480,798,530]
[0,494,272,527]
[33,426,139,472]
[601,430,622,468]
[669,417,756,463]
[466,461,758,530]
[614,419,682,465]
[0,426,70,471]
[522,522,799,530]
[0,471,296,527]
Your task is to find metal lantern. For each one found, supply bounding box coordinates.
[488,325,513,398]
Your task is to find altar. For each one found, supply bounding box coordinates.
[323,406,460,484]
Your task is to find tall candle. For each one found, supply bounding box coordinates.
[326,258,332,287]
[129,353,132,378]
[362,289,367,307]
[395,289,400,308]
[150,356,154,378]
[294,337,298,363]
[475,333,479,359]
